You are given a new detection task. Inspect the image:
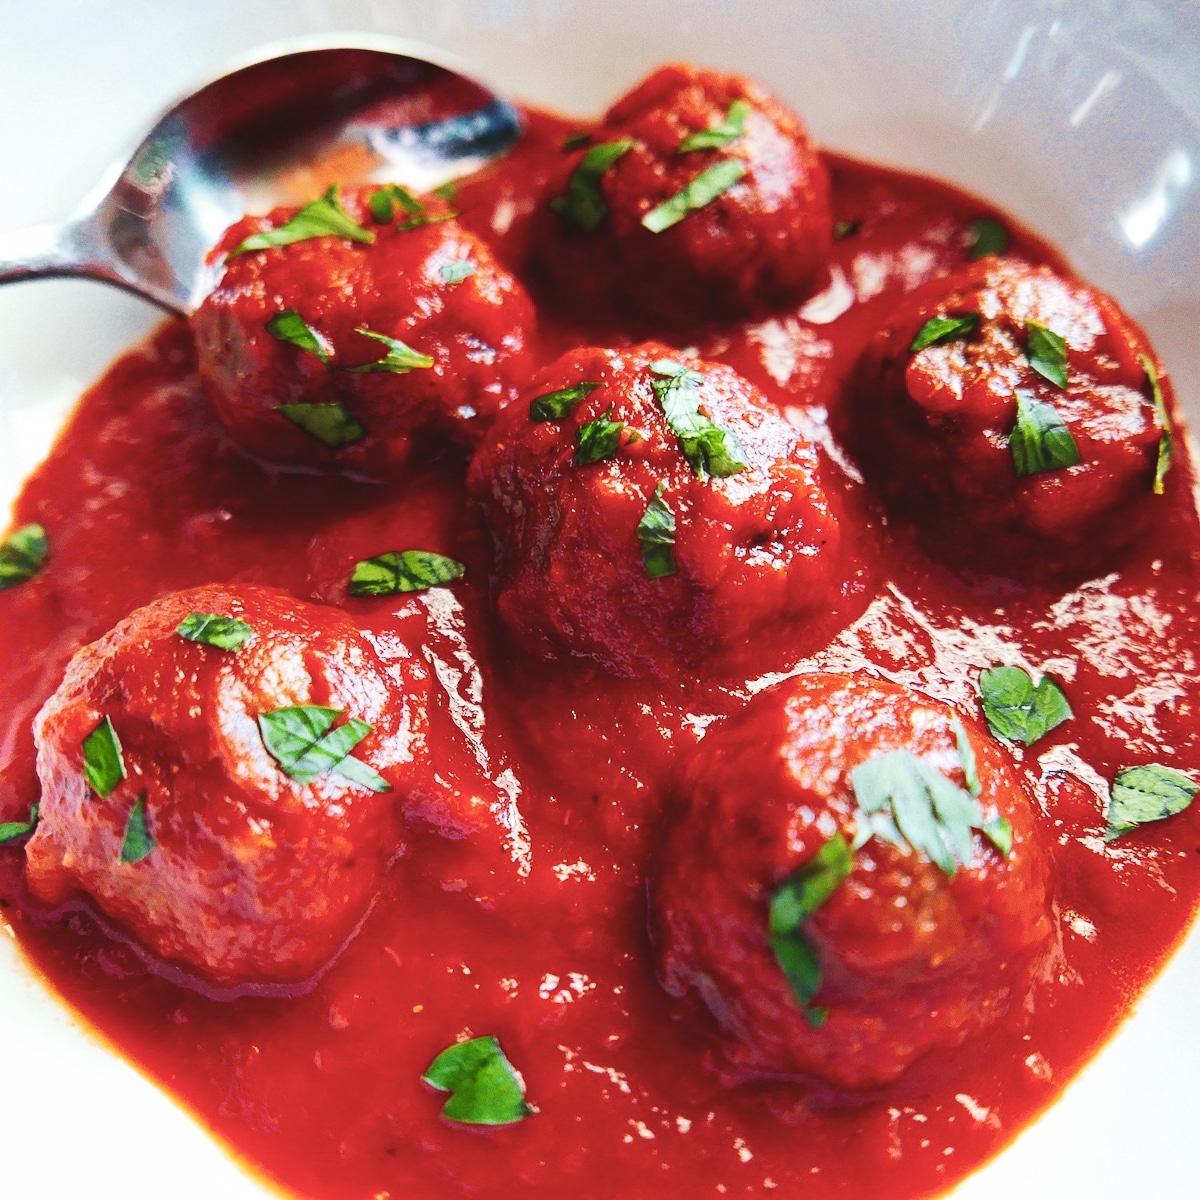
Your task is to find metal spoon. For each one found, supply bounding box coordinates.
[0,36,520,316]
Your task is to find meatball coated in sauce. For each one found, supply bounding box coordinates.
[26,585,432,991]
[847,257,1165,573]
[651,673,1053,1091]
[469,344,843,678]
[538,65,832,325]
[192,188,536,475]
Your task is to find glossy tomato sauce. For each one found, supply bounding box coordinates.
[2,97,1200,1200]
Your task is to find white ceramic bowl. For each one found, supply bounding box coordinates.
[2,3,1198,1197]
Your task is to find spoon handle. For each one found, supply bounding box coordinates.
[0,219,89,283]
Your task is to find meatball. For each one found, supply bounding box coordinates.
[651,672,1053,1091]
[25,584,432,991]
[468,343,843,678]
[846,257,1166,573]
[537,64,832,324]
[192,186,536,475]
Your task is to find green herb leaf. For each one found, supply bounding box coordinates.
[953,718,981,797]
[1026,320,1069,389]
[0,803,38,845]
[529,382,602,421]
[768,833,852,1026]
[1009,389,1081,477]
[439,260,476,285]
[276,403,366,448]
[423,1035,531,1125]
[562,131,591,151]
[120,794,155,863]
[433,181,457,202]
[834,219,861,240]
[369,183,425,224]
[550,139,634,233]
[978,664,1072,746]
[1141,354,1173,495]
[574,407,624,464]
[967,217,1008,260]
[983,816,1013,856]
[266,310,329,364]
[0,524,49,591]
[229,185,374,257]
[678,98,751,153]
[259,706,389,791]
[348,550,466,596]
[851,750,995,876]
[649,359,747,480]
[83,716,126,799]
[637,482,677,579]
[910,313,980,354]
[334,754,392,793]
[175,612,254,651]
[642,158,747,233]
[344,328,435,374]
[1106,764,1198,841]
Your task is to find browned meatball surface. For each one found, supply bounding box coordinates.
[651,672,1053,1091]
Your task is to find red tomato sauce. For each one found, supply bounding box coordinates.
[2,93,1200,1200]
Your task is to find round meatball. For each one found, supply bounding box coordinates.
[651,672,1053,1091]
[468,343,843,678]
[192,187,536,475]
[25,584,431,991]
[846,257,1166,572]
[537,64,832,324]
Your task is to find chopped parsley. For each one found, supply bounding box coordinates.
[550,139,633,233]
[348,550,465,596]
[910,313,979,354]
[423,1036,532,1125]
[368,183,425,223]
[967,217,1008,260]
[637,482,676,579]
[574,407,624,464]
[0,803,38,845]
[0,523,48,591]
[834,219,862,240]
[1141,355,1173,495]
[768,832,852,1027]
[677,98,751,153]
[1106,764,1198,841]
[229,186,374,257]
[344,329,434,374]
[439,260,476,285]
[83,716,126,799]
[120,794,155,864]
[175,612,254,651]
[649,360,746,480]
[1009,389,1081,477]
[641,158,747,233]
[258,705,391,793]
[978,664,1071,746]
[529,381,602,421]
[266,310,330,364]
[276,403,365,448]
[1025,320,1069,389]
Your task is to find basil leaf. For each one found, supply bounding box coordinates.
[967,217,1008,260]
[562,131,590,151]
[433,181,457,202]
[369,183,425,224]
[258,706,377,785]
[120,794,155,864]
[1009,389,1081,476]
[851,750,992,876]
[83,716,126,799]
[1141,354,1173,495]
[439,260,476,285]
[574,407,624,464]
[834,219,861,240]
[266,310,329,364]
[0,803,38,845]
[1106,764,1198,841]
[423,1035,531,1126]
[983,816,1013,856]
[276,403,365,448]
[1026,320,1069,389]
[768,833,852,1027]
[642,158,747,234]
[678,98,751,153]
[910,313,979,354]
[550,139,633,233]
[649,360,746,480]
[344,328,435,374]
[530,382,601,421]
[0,523,48,591]
[637,482,677,579]
[176,612,254,651]
[979,664,1072,746]
[229,185,374,257]
[334,754,392,794]
[348,550,465,596]
[953,717,981,798]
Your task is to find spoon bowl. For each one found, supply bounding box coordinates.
[0,37,520,315]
